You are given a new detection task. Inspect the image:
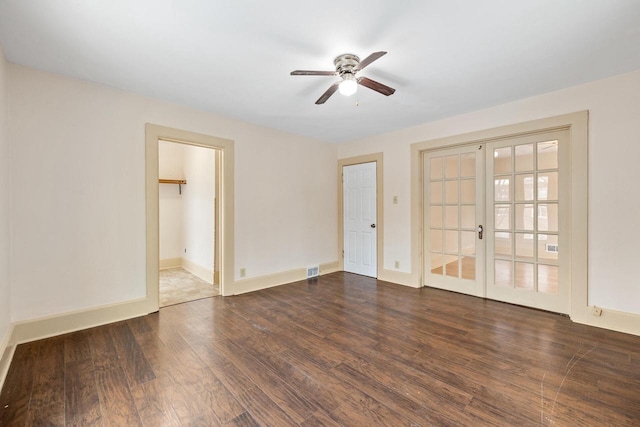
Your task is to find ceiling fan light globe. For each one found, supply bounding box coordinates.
[339,79,357,96]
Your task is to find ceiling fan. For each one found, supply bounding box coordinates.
[291,51,396,104]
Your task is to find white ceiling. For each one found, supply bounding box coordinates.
[1,1,639,143]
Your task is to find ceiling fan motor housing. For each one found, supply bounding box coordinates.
[334,54,360,77]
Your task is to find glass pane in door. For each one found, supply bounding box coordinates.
[426,149,480,287]
[491,140,560,295]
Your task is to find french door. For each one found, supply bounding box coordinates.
[423,129,570,314]
[424,145,485,297]
[486,130,569,313]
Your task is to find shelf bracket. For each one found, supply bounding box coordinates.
[159,179,187,194]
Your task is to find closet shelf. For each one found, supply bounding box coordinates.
[159,179,187,194]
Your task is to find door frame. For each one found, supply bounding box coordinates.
[410,111,588,321]
[338,153,384,276]
[146,124,235,309]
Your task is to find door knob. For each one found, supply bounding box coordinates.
[477,225,483,239]
[371,224,376,228]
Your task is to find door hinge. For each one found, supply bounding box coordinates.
[342,250,344,258]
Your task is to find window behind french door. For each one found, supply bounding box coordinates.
[423,129,570,314]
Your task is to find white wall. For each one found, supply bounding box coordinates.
[9,65,337,322]
[158,141,184,262]
[339,69,640,315]
[0,46,11,344]
[181,144,215,274]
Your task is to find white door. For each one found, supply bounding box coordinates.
[486,130,569,314]
[423,145,485,297]
[343,162,377,277]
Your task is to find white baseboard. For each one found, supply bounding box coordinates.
[11,297,156,347]
[0,324,16,392]
[159,257,182,269]
[378,269,419,288]
[232,261,339,295]
[181,258,214,284]
[573,306,640,337]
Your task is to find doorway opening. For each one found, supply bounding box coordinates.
[158,140,221,307]
[146,124,234,311]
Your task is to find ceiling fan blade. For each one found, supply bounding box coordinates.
[291,70,338,76]
[353,51,387,72]
[315,82,340,104]
[357,77,396,96]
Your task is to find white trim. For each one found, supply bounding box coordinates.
[377,269,418,288]
[181,258,214,284]
[11,297,153,345]
[577,307,640,336]
[0,324,16,391]
[232,261,339,295]
[159,257,182,269]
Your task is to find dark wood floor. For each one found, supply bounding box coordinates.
[1,272,639,426]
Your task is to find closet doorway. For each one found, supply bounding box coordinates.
[145,123,234,312]
[158,140,221,307]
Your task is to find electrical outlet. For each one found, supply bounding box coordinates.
[593,306,602,316]
[240,268,246,278]
[394,260,399,269]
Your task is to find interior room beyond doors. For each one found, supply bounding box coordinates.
[158,140,219,307]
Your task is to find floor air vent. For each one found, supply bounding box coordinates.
[306,265,319,278]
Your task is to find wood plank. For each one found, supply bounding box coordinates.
[0,342,39,425]
[213,338,318,423]
[29,336,65,408]
[65,359,101,425]
[130,375,180,426]
[87,324,121,372]
[27,336,65,424]
[64,329,92,364]
[224,411,260,427]
[300,410,343,427]
[108,321,156,386]
[233,387,298,426]
[168,366,244,425]
[95,366,142,426]
[332,361,459,425]
[326,392,419,426]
